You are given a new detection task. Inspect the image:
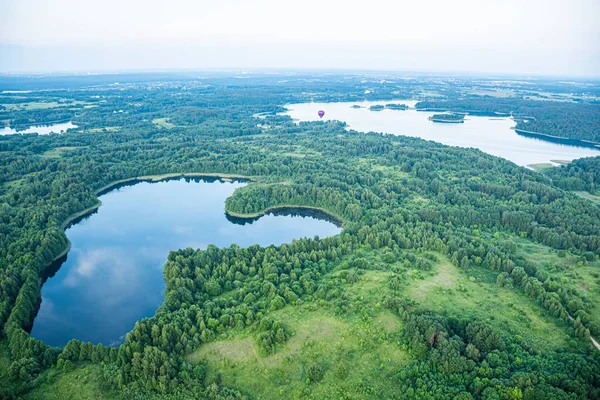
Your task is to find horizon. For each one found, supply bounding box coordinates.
[1,67,599,81]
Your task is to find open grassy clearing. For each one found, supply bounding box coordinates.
[189,306,407,399]
[2,171,38,189]
[402,255,569,351]
[3,178,25,189]
[152,118,176,129]
[527,163,554,173]
[1,101,92,111]
[188,245,578,398]
[23,364,120,400]
[188,269,408,399]
[517,238,600,328]
[0,339,118,400]
[468,89,516,98]
[355,156,410,177]
[574,191,600,205]
[280,145,321,159]
[42,146,89,158]
[85,126,121,133]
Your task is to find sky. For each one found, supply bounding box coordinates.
[0,0,599,76]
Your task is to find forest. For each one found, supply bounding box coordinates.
[547,156,600,194]
[415,98,600,143]
[0,74,599,399]
[429,113,465,123]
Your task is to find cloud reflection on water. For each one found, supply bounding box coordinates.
[31,178,341,346]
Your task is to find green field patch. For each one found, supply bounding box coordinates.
[469,89,515,98]
[85,126,120,133]
[574,191,600,205]
[23,364,120,400]
[3,178,25,189]
[188,336,259,364]
[282,152,307,158]
[188,288,407,399]
[2,100,91,111]
[374,311,403,334]
[152,118,175,129]
[518,239,600,329]
[404,254,569,352]
[42,146,88,158]
[407,261,458,301]
[527,163,554,173]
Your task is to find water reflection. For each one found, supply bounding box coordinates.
[30,178,341,347]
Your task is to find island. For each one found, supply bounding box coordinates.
[369,105,385,111]
[428,113,465,123]
[350,104,362,109]
[385,103,409,110]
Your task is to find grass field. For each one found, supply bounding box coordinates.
[402,255,569,351]
[23,364,119,400]
[85,127,121,133]
[527,163,555,173]
[42,146,89,158]
[469,89,515,98]
[2,234,591,398]
[1,101,91,111]
[188,285,407,399]
[574,191,600,205]
[152,118,175,129]
[0,337,120,400]
[517,238,600,329]
[187,246,576,398]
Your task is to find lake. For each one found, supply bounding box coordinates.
[0,121,78,135]
[30,177,341,347]
[283,100,600,166]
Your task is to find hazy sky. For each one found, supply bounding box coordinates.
[1,0,599,75]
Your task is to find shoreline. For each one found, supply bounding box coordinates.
[429,118,464,124]
[513,127,600,148]
[95,172,252,195]
[46,240,71,269]
[225,205,344,227]
[40,171,254,285]
[61,201,102,230]
[32,173,342,341]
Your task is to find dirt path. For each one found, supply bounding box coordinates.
[591,336,600,351]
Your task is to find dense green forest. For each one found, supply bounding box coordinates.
[385,103,409,110]
[429,113,465,123]
[415,98,600,143]
[547,156,600,194]
[0,75,599,399]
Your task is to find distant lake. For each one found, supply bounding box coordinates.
[30,177,341,347]
[283,100,600,166]
[0,121,78,136]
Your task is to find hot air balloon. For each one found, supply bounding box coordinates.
[318,110,325,118]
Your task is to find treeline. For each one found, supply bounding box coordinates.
[546,156,600,194]
[416,98,600,142]
[386,307,600,399]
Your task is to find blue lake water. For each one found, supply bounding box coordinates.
[30,177,341,347]
[0,121,78,135]
[284,100,600,166]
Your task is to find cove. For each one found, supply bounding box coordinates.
[30,177,342,347]
[283,100,600,166]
